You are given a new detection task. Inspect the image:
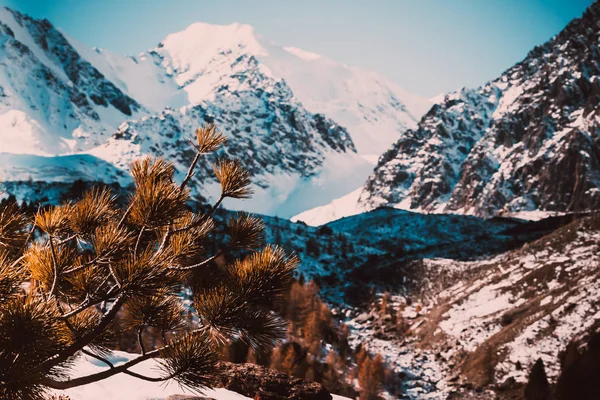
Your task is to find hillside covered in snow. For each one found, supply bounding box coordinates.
[337,212,600,398]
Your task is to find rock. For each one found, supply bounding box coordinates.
[216,362,331,400]
[167,396,215,400]
[497,376,516,392]
[355,312,370,323]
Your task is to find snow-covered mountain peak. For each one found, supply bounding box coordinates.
[148,20,431,154]
[0,7,143,155]
[156,21,266,83]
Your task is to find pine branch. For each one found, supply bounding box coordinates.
[117,203,134,229]
[36,294,127,373]
[168,250,222,271]
[134,226,145,257]
[40,328,206,389]
[57,234,78,246]
[172,195,223,234]
[40,347,161,389]
[58,348,173,384]
[58,283,119,320]
[180,145,201,191]
[47,236,60,299]
[82,348,114,368]
[63,257,105,275]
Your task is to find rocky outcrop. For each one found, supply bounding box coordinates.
[216,362,331,400]
[360,1,600,217]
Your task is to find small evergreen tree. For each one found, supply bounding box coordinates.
[358,352,384,400]
[0,124,297,399]
[281,345,298,377]
[306,236,320,257]
[380,291,393,316]
[303,310,322,356]
[524,358,550,400]
[556,333,600,400]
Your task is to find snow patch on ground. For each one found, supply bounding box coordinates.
[50,350,251,400]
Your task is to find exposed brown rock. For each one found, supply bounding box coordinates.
[216,362,331,400]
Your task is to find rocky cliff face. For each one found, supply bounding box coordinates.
[360,1,600,217]
[323,211,600,399]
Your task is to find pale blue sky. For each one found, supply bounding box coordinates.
[2,0,595,97]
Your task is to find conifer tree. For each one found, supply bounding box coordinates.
[323,351,351,395]
[269,346,283,371]
[281,345,298,377]
[304,310,322,356]
[380,291,393,317]
[0,124,297,399]
[556,333,600,400]
[524,358,551,400]
[358,352,384,400]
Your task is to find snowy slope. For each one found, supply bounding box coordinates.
[49,349,352,400]
[64,33,188,112]
[291,187,367,226]
[327,212,600,398]
[359,2,600,218]
[50,351,251,400]
[0,8,142,155]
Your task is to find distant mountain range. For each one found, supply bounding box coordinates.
[0,7,430,217]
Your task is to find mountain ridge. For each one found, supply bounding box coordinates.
[359,1,600,217]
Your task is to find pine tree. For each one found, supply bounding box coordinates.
[269,346,283,371]
[556,333,600,400]
[303,310,323,357]
[323,352,342,392]
[281,345,298,377]
[358,352,384,400]
[396,303,408,336]
[0,124,297,399]
[305,363,316,382]
[524,358,550,400]
[380,291,393,317]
